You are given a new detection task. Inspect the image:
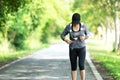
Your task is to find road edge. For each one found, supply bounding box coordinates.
[0,56,27,70]
[86,52,103,80]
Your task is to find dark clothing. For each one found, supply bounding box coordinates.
[61,22,89,71]
[61,23,89,49]
[69,47,86,70]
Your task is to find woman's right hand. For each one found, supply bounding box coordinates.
[64,39,72,44]
[79,36,85,41]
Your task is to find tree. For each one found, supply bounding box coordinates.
[0,0,31,51]
[0,0,72,50]
[72,0,120,52]
[92,0,120,52]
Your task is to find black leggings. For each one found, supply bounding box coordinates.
[69,47,86,71]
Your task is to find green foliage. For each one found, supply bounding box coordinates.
[7,10,30,50]
[72,0,120,52]
[0,0,31,31]
[88,38,120,80]
[72,0,120,29]
[0,0,31,50]
[40,19,53,43]
[0,0,72,50]
[92,0,120,16]
[0,49,37,62]
[33,0,72,43]
[71,0,97,29]
[0,1,120,79]
[0,0,118,51]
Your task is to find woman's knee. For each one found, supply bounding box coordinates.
[71,66,77,71]
[71,62,77,70]
[79,64,85,70]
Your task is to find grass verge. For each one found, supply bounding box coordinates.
[0,43,49,66]
[87,38,120,80]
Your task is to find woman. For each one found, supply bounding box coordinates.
[61,13,89,80]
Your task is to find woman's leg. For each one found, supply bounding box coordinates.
[80,70,85,80]
[71,71,77,80]
[78,47,86,80]
[69,48,78,80]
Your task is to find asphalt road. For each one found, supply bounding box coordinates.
[0,43,97,80]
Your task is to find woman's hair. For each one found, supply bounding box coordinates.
[72,13,81,25]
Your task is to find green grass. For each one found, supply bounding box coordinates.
[0,50,33,62]
[87,38,120,80]
[0,43,49,63]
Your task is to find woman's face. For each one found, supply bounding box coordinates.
[73,23,79,26]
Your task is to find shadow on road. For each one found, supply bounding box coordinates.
[0,43,96,80]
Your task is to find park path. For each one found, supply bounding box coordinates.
[0,43,103,80]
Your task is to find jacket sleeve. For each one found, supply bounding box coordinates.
[83,24,89,39]
[61,25,69,41]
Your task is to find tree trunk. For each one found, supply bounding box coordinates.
[113,11,119,52]
[118,19,120,54]
[3,24,9,52]
[105,17,111,46]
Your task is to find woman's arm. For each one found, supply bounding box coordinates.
[61,25,72,44]
[79,23,89,41]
